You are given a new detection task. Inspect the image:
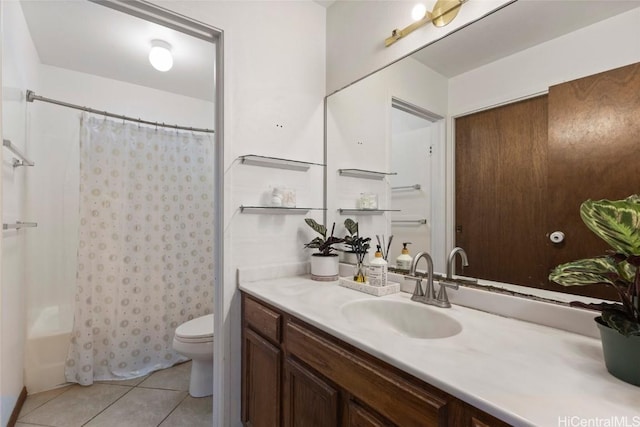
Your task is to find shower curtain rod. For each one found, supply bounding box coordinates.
[26,90,215,134]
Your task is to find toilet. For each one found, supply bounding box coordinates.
[173,314,214,397]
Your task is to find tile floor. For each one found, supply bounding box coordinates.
[16,361,213,427]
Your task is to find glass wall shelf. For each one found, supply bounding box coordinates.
[338,209,400,215]
[338,169,396,180]
[240,206,325,214]
[239,154,324,171]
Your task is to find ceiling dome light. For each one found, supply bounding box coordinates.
[411,3,427,21]
[149,40,173,72]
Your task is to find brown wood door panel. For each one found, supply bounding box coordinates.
[285,319,448,427]
[283,357,339,427]
[547,62,640,299]
[242,328,282,427]
[455,95,548,288]
[346,399,394,427]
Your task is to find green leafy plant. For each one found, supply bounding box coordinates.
[343,218,371,282]
[304,219,344,256]
[343,218,371,260]
[549,195,640,336]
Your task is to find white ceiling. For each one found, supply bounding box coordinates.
[20,1,215,102]
[411,0,640,77]
[20,0,639,102]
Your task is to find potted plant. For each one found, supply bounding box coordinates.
[549,195,640,386]
[304,218,344,281]
[343,218,371,282]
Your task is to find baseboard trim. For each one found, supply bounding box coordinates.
[8,386,27,427]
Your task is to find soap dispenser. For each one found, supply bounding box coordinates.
[369,245,388,287]
[396,242,413,270]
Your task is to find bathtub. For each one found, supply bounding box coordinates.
[25,305,74,394]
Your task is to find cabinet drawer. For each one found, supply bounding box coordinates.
[285,320,448,427]
[244,296,282,343]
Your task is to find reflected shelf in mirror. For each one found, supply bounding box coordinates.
[240,206,325,214]
[391,184,421,191]
[392,219,427,225]
[239,154,324,171]
[338,169,397,180]
[338,209,400,215]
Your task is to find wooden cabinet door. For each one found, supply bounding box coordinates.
[242,328,281,427]
[345,400,393,427]
[283,358,339,427]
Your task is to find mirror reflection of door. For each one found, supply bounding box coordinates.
[455,61,640,301]
[389,100,443,265]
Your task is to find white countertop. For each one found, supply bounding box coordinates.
[239,274,640,427]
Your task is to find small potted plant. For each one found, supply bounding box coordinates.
[343,218,371,282]
[549,195,640,386]
[304,218,344,281]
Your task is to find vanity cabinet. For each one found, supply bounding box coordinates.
[242,297,283,426]
[241,293,511,427]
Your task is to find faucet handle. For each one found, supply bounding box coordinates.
[434,280,458,308]
[439,279,459,290]
[405,275,425,299]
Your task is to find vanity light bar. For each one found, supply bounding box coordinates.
[385,0,468,47]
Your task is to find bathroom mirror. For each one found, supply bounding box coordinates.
[325,0,640,301]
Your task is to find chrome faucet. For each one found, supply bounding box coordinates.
[435,247,469,308]
[404,250,464,308]
[406,251,435,303]
[447,247,468,280]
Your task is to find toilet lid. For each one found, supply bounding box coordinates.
[175,314,214,340]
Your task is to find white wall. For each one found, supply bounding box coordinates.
[148,2,326,425]
[326,0,511,94]
[0,1,41,424]
[326,57,447,268]
[388,114,433,264]
[448,7,640,116]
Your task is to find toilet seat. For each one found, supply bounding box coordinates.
[174,314,214,343]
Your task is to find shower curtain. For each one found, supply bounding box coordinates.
[66,114,215,385]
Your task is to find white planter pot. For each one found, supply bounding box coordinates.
[341,251,359,265]
[310,254,339,281]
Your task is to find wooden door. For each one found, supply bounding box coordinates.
[283,358,339,427]
[455,95,548,287]
[242,329,281,427]
[547,62,640,299]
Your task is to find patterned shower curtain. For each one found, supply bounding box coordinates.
[66,114,214,385]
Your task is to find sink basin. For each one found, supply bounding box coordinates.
[340,299,462,339]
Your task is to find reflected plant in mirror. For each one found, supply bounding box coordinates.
[343,218,371,282]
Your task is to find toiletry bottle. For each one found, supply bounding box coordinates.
[369,245,388,287]
[396,242,413,270]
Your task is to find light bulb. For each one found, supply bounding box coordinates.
[149,40,173,72]
[411,4,427,21]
